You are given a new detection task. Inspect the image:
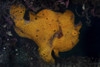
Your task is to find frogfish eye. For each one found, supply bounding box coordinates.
[72,30,78,36]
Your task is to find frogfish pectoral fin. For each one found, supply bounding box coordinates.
[53,49,59,57]
[38,46,55,63]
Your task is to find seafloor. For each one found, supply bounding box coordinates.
[0,0,100,67]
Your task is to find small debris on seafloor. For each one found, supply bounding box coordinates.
[3,47,6,50]
[3,24,7,28]
[6,31,13,36]
[15,49,18,51]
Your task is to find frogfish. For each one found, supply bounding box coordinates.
[10,4,82,63]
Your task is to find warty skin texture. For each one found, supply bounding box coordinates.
[10,4,82,63]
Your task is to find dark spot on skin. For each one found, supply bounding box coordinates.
[43,54,45,55]
[42,14,44,15]
[20,11,22,13]
[67,31,69,33]
[53,30,56,32]
[36,35,38,37]
[42,54,48,57]
[46,18,48,20]
[36,29,39,32]
[35,17,37,20]
[16,11,18,12]
[74,32,76,34]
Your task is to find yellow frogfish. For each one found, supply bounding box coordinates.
[10,4,82,63]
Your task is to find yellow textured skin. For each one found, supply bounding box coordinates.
[10,4,82,63]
